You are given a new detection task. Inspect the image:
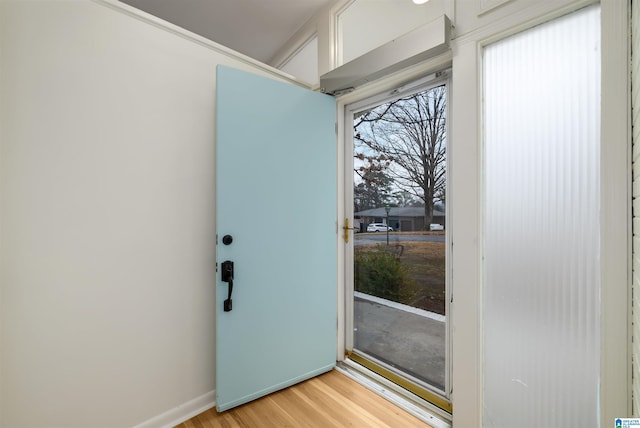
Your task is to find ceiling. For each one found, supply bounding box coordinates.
[119,0,334,65]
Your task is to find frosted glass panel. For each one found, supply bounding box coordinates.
[483,6,600,427]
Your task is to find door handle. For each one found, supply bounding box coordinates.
[221,260,234,312]
[342,218,359,244]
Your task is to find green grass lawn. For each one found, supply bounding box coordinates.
[401,241,446,314]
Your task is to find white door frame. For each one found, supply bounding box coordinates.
[335,1,630,425]
[335,53,454,364]
[342,70,451,393]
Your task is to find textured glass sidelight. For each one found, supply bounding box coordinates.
[483,6,600,427]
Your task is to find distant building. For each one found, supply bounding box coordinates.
[355,206,445,232]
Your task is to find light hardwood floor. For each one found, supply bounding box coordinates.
[175,370,431,427]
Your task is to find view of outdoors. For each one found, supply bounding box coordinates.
[352,84,447,392]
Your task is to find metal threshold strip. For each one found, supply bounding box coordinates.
[345,351,452,415]
[336,358,451,428]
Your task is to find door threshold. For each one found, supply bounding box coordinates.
[335,360,451,428]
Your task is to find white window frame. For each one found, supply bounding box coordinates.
[449,0,630,425]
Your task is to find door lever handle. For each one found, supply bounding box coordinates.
[342,218,359,244]
[221,260,234,312]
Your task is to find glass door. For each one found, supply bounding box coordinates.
[345,77,451,413]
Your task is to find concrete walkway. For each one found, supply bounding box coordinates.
[354,292,446,391]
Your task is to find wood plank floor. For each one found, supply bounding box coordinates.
[175,370,431,427]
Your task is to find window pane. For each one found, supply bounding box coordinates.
[483,6,600,427]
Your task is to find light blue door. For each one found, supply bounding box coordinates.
[215,65,337,411]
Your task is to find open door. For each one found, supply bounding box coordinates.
[215,66,337,411]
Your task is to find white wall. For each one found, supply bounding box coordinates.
[0,1,294,426]
[279,36,319,86]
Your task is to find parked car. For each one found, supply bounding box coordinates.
[367,223,393,232]
[429,223,444,231]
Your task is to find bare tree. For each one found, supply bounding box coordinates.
[354,85,446,227]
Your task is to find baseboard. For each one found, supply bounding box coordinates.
[133,390,215,428]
